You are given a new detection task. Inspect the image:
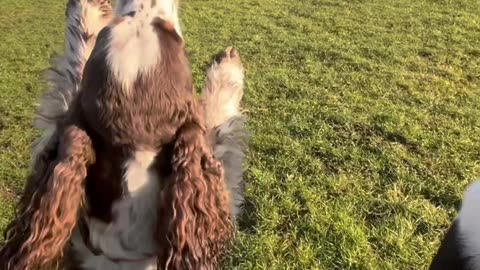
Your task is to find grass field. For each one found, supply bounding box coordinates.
[1,0,480,269]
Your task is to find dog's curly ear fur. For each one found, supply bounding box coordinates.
[0,125,95,270]
[156,101,234,269]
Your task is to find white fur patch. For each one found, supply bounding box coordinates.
[72,150,160,269]
[202,58,245,129]
[458,180,480,267]
[107,16,160,93]
[216,66,243,120]
[107,0,182,93]
[124,150,157,192]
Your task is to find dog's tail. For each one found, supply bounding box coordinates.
[31,0,112,164]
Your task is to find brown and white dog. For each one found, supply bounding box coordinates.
[0,0,247,269]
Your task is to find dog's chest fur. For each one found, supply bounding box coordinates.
[84,137,172,222]
[72,146,172,269]
[72,101,175,269]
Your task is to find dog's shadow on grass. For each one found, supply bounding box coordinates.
[237,197,258,234]
[236,170,259,235]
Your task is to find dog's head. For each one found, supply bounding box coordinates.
[115,0,182,37]
[78,0,193,147]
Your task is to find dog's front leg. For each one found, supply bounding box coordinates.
[202,47,248,221]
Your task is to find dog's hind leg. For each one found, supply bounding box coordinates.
[202,47,248,221]
[31,0,112,165]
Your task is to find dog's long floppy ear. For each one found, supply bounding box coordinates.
[0,125,95,270]
[157,101,234,269]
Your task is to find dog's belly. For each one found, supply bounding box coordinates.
[71,150,161,270]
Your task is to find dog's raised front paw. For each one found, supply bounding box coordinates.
[212,46,244,89]
[202,47,245,128]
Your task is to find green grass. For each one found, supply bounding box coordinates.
[1,0,480,269]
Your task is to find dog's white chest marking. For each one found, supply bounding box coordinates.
[72,150,161,269]
[124,151,157,192]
